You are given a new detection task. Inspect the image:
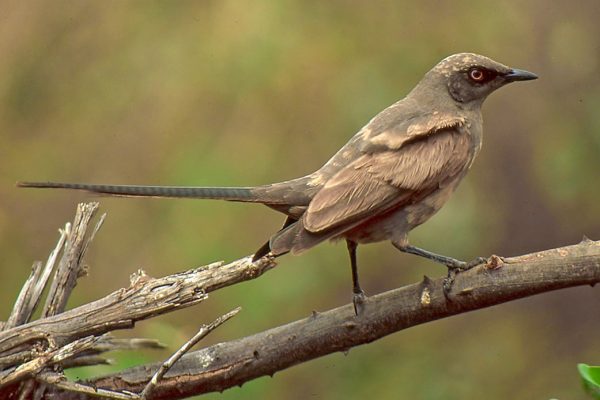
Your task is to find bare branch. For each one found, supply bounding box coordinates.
[0,350,35,370]
[140,307,241,399]
[91,337,166,353]
[59,336,165,369]
[60,355,112,369]
[55,240,599,400]
[37,372,140,400]
[0,336,99,389]
[6,222,71,331]
[42,202,100,317]
[4,202,599,399]
[0,256,276,367]
[0,201,277,400]
[5,261,44,331]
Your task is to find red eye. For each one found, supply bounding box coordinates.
[469,68,485,82]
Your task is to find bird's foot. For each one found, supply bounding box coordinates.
[443,256,488,297]
[352,290,367,316]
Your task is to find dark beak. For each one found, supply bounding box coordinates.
[504,68,538,82]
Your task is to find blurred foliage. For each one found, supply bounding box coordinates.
[579,364,600,399]
[1,0,600,399]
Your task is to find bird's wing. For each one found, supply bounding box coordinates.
[363,111,467,151]
[303,121,471,234]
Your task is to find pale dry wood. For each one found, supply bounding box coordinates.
[60,355,111,369]
[1,203,105,399]
[59,336,165,369]
[42,203,101,318]
[4,202,599,399]
[37,372,140,400]
[0,350,35,369]
[5,261,44,330]
[0,205,101,371]
[49,239,600,400]
[91,337,165,353]
[0,336,99,389]
[5,224,69,330]
[1,202,277,399]
[0,256,276,367]
[55,337,165,369]
[32,309,241,400]
[0,336,162,371]
[140,307,241,399]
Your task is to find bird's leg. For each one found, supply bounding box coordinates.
[346,240,366,315]
[392,243,487,295]
[396,244,457,269]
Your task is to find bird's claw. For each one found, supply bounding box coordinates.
[352,291,367,316]
[443,256,488,297]
[445,256,487,272]
[466,256,488,268]
[443,270,457,297]
[445,260,467,271]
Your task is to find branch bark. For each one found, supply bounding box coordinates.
[0,203,276,398]
[57,239,600,399]
[41,203,103,318]
[3,202,599,399]
[0,258,276,365]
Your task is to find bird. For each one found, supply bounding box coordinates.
[19,53,537,314]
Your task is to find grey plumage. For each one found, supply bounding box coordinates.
[18,182,259,201]
[19,53,537,312]
[18,180,313,205]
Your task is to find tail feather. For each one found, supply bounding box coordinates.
[252,240,274,261]
[18,175,317,205]
[252,216,298,261]
[269,220,330,256]
[17,181,260,202]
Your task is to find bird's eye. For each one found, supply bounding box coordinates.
[468,68,486,82]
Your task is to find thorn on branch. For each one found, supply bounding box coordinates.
[485,255,504,270]
[580,234,593,244]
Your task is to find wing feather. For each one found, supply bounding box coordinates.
[303,127,471,234]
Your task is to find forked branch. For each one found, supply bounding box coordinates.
[2,203,599,399]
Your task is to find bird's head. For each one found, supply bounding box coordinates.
[424,53,537,105]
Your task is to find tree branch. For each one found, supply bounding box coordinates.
[0,258,276,366]
[0,203,277,399]
[42,203,102,318]
[3,202,599,399]
[5,223,68,329]
[56,239,599,399]
[140,307,241,399]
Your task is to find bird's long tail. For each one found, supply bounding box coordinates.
[17,181,263,202]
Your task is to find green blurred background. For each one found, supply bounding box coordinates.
[2,0,600,398]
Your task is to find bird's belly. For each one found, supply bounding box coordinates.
[339,180,460,244]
